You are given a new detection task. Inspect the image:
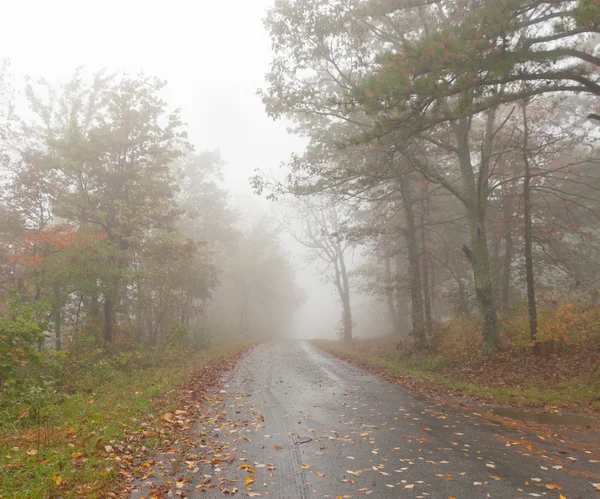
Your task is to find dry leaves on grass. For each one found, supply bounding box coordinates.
[103,345,255,497]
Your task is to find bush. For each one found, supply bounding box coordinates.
[0,317,45,386]
[435,316,482,360]
[537,302,600,350]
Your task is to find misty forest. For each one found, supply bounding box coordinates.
[1,0,600,498]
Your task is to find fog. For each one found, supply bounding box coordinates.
[2,0,598,348]
[0,0,349,340]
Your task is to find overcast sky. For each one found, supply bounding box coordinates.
[0,0,344,338]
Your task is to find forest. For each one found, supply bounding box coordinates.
[255,0,600,358]
[0,69,303,495]
[1,0,600,497]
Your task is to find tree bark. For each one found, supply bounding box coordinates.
[395,249,409,333]
[341,291,353,341]
[399,174,427,349]
[420,190,433,331]
[337,241,353,342]
[501,194,514,312]
[454,113,500,354]
[522,103,538,348]
[463,211,500,354]
[53,284,62,351]
[103,295,113,343]
[384,256,401,333]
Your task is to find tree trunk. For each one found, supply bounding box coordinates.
[394,250,409,334]
[399,174,427,349]
[341,291,353,341]
[53,284,62,351]
[463,210,500,354]
[103,295,113,343]
[522,103,538,348]
[457,277,469,317]
[420,193,433,331]
[501,196,514,312]
[384,256,401,333]
[337,243,353,342]
[454,113,500,354]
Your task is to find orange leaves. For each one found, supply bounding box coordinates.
[10,225,108,273]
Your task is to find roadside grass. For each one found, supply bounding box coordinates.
[0,340,251,499]
[314,339,600,414]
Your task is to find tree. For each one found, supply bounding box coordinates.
[260,0,600,353]
[26,72,187,343]
[283,198,354,341]
[210,218,304,339]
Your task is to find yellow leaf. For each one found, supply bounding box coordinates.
[245,476,255,488]
[160,413,175,424]
[301,464,311,469]
[52,476,62,485]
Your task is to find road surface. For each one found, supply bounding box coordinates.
[130,341,600,498]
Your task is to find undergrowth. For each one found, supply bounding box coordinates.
[315,302,600,414]
[0,340,249,498]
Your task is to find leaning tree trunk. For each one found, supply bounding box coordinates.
[399,174,427,349]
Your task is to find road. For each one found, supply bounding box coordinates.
[129,341,600,498]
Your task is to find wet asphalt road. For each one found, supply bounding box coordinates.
[130,341,600,499]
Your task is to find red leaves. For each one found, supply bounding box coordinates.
[10,225,107,268]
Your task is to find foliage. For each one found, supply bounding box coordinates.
[0,341,252,498]
[257,0,600,355]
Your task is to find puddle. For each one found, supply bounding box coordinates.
[491,406,597,427]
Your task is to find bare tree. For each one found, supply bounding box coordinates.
[283,198,354,341]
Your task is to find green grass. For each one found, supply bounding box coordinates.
[0,341,249,498]
[315,340,600,413]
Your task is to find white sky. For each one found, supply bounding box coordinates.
[0,0,343,338]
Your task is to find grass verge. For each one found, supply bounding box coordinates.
[313,339,600,414]
[0,340,253,499]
